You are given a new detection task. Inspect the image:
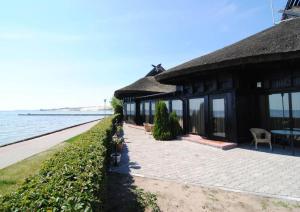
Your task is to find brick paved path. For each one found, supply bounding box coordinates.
[111,124,300,200]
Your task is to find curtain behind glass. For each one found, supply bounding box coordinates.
[140,102,144,123]
[212,99,225,137]
[292,92,300,130]
[189,98,205,135]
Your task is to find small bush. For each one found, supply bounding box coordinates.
[152,101,182,140]
[152,101,172,140]
[0,116,116,211]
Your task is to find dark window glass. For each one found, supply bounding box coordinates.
[123,103,128,120]
[269,93,289,129]
[292,92,300,130]
[189,98,205,135]
[140,102,144,123]
[127,102,136,122]
[145,102,150,123]
[131,103,136,116]
[150,101,156,124]
[212,98,226,138]
[171,100,183,127]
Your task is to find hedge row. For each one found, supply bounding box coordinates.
[0,116,116,211]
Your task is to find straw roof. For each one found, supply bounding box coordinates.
[156,18,300,83]
[114,65,176,98]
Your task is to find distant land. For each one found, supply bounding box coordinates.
[40,105,113,112]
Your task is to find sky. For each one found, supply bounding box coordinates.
[0,0,287,110]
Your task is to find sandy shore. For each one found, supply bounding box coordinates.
[0,120,100,169]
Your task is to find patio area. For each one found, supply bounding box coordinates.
[111,124,300,201]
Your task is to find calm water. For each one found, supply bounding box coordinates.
[0,110,112,146]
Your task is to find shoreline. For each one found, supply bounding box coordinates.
[0,118,103,148]
[0,119,102,169]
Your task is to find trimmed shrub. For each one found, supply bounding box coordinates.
[0,116,116,211]
[153,101,182,141]
[111,97,123,123]
[169,112,182,138]
[152,101,172,140]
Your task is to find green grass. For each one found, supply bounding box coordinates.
[0,135,81,196]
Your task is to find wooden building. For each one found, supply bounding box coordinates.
[115,17,300,143]
[114,64,177,125]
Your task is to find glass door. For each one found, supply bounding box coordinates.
[188,98,205,135]
[210,96,226,139]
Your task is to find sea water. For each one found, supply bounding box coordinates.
[0,110,112,146]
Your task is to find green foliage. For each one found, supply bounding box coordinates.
[0,116,116,211]
[111,97,123,123]
[153,101,182,141]
[116,126,124,137]
[133,188,161,212]
[152,101,171,140]
[169,112,182,138]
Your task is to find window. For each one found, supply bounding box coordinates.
[150,101,156,124]
[292,92,300,129]
[212,98,226,138]
[163,100,169,111]
[145,101,150,123]
[171,100,183,127]
[140,102,144,123]
[189,98,205,135]
[269,93,289,130]
[126,102,135,122]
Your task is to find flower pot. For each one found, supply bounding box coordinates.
[143,123,154,132]
[111,153,121,165]
[116,143,123,152]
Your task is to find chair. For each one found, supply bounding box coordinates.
[249,128,272,150]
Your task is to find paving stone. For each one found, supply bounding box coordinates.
[111,124,300,199]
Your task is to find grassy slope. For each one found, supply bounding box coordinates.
[0,135,80,196]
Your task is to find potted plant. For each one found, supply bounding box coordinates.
[115,137,124,152]
[116,126,124,138]
[110,152,121,165]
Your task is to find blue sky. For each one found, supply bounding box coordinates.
[0,0,286,110]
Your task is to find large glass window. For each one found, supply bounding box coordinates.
[189,98,205,135]
[269,93,290,130]
[292,92,300,130]
[212,98,226,138]
[140,102,144,123]
[163,100,169,111]
[123,103,128,120]
[144,101,150,123]
[131,103,136,116]
[171,100,183,127]
[150,101,156,124]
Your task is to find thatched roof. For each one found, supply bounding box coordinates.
[156,18,300,83]
[114,65,176,98]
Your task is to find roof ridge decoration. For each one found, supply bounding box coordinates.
[145,64,166,77]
